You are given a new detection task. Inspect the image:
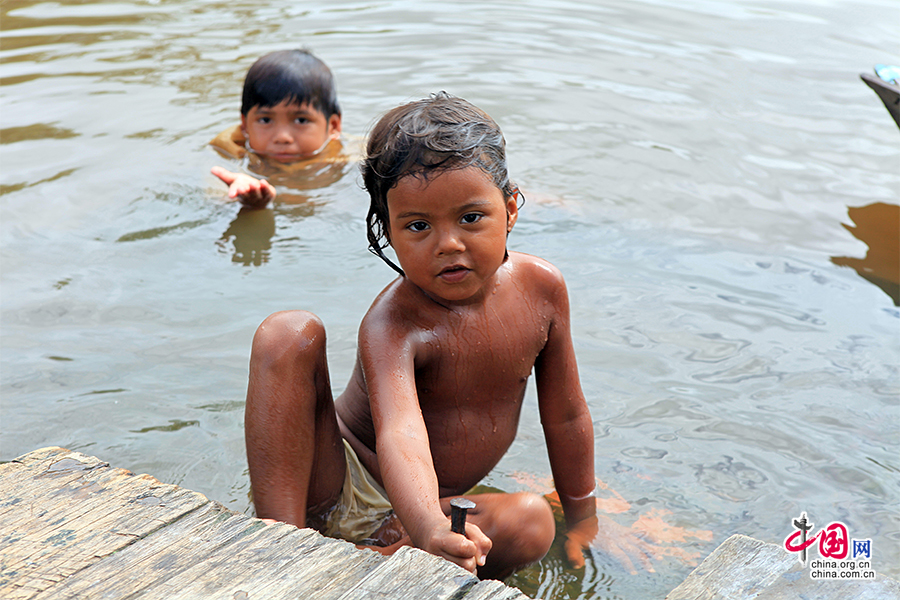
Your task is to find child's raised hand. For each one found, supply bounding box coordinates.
[565,514,657,574]
[423,520,491,573]
[211,166,276,208]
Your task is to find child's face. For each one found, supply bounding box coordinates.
[241,100,341,163]
[386,167,518,305]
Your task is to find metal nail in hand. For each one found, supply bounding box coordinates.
[450,497,476,535]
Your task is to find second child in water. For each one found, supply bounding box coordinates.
[245,92,598,578]
[210,49,344,207]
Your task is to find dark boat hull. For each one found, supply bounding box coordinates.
[861,72,900,129]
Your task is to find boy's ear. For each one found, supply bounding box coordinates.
[328,114,342,138]
[240,114,248,137]
[505,195,519,233]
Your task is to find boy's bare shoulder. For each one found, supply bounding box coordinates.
[358,277,425,338]
[508,251,568,296]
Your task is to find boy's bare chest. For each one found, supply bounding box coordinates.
[413,303,551,397]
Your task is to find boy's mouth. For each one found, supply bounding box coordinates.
[438,265,470,283]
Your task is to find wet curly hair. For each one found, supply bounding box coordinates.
[361,92,519,274]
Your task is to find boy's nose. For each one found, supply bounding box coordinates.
[272,127,294,143]
[436,229,465,255]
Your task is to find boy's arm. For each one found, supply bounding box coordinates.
[358,315,491,572]
[533,264,658,573]
[534,265,596,527]
[211,166,276,208]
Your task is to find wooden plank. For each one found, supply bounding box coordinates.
[1,447,208,600]
[335,546,479,600]
[666,534,900,600]
[0,448,527,600]
[463,579,533,600]
[26,484,495,600]
[2,448,532,600]
[237,541,386,600]
[128,518,383,600]
[666,534,794,599]
[32,503,366,600]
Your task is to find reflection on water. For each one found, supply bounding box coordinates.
[0,123,79,144]
[832,203,900,306]
[130,419,200,434]
[118,218,214,243]
[2,1,899,599]
[218,207,276,266]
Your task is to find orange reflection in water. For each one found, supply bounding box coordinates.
[512,472,712,573]
[831,202,900,306]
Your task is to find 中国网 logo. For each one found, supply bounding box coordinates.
[783,512,875,580]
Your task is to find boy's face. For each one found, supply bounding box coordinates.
[386,167,518,305]
[241,100,341,163]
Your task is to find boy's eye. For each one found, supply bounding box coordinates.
[258,117,271,124]
[407,221,429,232]
[294,117,310,124]
[461,213,483,224]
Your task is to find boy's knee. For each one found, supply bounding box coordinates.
[518,493,555,552]
[252,310,326,364]
[500,493,555,563]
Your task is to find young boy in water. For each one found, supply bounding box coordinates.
[244,93,599,578]
[210,49,344,208]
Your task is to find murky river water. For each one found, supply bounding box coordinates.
[2,1,898,598]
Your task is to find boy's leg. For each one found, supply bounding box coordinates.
[441,492,555,580]
[245,310,347,528]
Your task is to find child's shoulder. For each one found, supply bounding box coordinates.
[507,251,567,294]
[357,277,444,360]
[359,277,420,330]
[210,124,247,159]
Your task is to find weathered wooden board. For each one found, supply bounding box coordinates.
[334,546,479,599]
[666,534,900,600]
[0,447,531,600]
[31,503,384,600]
[0,447,208,599]
[445,578,530,600]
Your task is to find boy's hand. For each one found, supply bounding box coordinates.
[565,514,656,574]
[423,520,491,573]
[211,166,276,208]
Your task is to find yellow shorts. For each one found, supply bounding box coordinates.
[321,439,395,543]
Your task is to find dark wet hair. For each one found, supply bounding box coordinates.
[361,92,518,274]
[241,49,340,118]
